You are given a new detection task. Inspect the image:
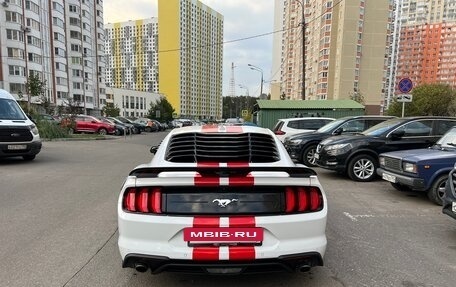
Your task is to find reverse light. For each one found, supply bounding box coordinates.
[285,186,323,213]
[402,162,417,173]
[123,187,162,213]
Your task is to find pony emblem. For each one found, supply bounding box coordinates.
[212,198,238,208]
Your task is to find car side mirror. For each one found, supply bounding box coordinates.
[150,146,158,154]
[390,130,405,139]
[333,127,343,135]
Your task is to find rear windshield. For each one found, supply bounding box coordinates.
[0,98,27,120]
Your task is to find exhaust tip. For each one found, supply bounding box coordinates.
[297,264,311,273]
[134,263,148,273]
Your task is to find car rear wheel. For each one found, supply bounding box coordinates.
[98,128,107,135]
[302,145,318,167]
[348,154,377,182]
[427,174,447,205]
[145,126,152,132]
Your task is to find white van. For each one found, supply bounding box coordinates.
[0,89,41,160]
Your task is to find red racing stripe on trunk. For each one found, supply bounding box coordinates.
[193,217,220,228]
[193,247,220,261]
[194,176,220,186]
[229,176,254,186]
[228,246,256,261]
[197,162,220,167]
[229,216,256,227]
[227,162,249,168]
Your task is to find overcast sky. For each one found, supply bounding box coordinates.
[104,0,276,97]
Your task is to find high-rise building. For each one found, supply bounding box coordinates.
[392,0,456,105]
[273,0,393,114]
[158,0,224,120]
[104,18,159,93]
[0,0,106,114]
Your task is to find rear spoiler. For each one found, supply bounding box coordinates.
[130,166,317,178]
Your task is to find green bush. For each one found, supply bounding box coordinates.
[36,120,70,139]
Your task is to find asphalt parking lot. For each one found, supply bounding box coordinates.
[0,132,455,287]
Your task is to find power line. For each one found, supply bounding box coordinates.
[0,0,345,60]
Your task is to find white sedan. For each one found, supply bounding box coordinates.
[118,124,327,275]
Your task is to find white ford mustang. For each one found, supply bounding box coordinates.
[118,124,327,275]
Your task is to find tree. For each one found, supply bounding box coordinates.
[386,83,456,117]
[25,73,48,114]
[147,97,175,122]
[102,103,120,117]
[349,90,365,105]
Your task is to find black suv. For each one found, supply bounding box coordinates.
[315,117,456,182]
[283,115,395,166]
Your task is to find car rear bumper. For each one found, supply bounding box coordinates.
[122,252,324,274]
[118,211,327,274]
[376,168,426,190]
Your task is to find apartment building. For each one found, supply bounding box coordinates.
[158,0,224,120]
[105,87,161,118]
[104,18,159,93]
[0,0,106,114]
[273,0,392,114]
[393,0,456,102]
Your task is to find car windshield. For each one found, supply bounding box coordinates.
[316,117,350,133]
[435,127,456,149]
[361,118,404,136]
[0,99,27,120]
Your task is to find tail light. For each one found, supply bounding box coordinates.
[123,187,162,214]
[285,186,323,213]
[274,130,285,135]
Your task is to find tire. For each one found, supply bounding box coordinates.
[302,145,318,167]
[115,129,122,136]
[390,182,412,192]
[145,126,152,132]
[23,155,36,161]
[348,154,377,182]
[98,128,107,135]
[427,175,447,205]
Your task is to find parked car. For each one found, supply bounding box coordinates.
[117,125,327,275]
[116,116,143,134]
[315,116,456,182]
[284,115,395,166]
[35,114,60,125]
[101,117,130,136]
[106,117,135,135]
[64,115,116,135]
[0,89,41,161]
[443,164,456,220]
[377,126,456,205]
[134,117,159,132]
[272,117,335,142]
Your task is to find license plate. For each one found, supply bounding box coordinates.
[452,202,456,213]
[314,153,320,159]
[382,172,396,183]
[183,227,263,243]
[7,144,27,150]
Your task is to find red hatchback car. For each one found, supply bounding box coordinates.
[66,115,116,135]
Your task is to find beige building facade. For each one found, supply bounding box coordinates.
[273,0,393,114]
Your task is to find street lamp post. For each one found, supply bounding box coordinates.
[248,64,263,98]
[295,0,306,100]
